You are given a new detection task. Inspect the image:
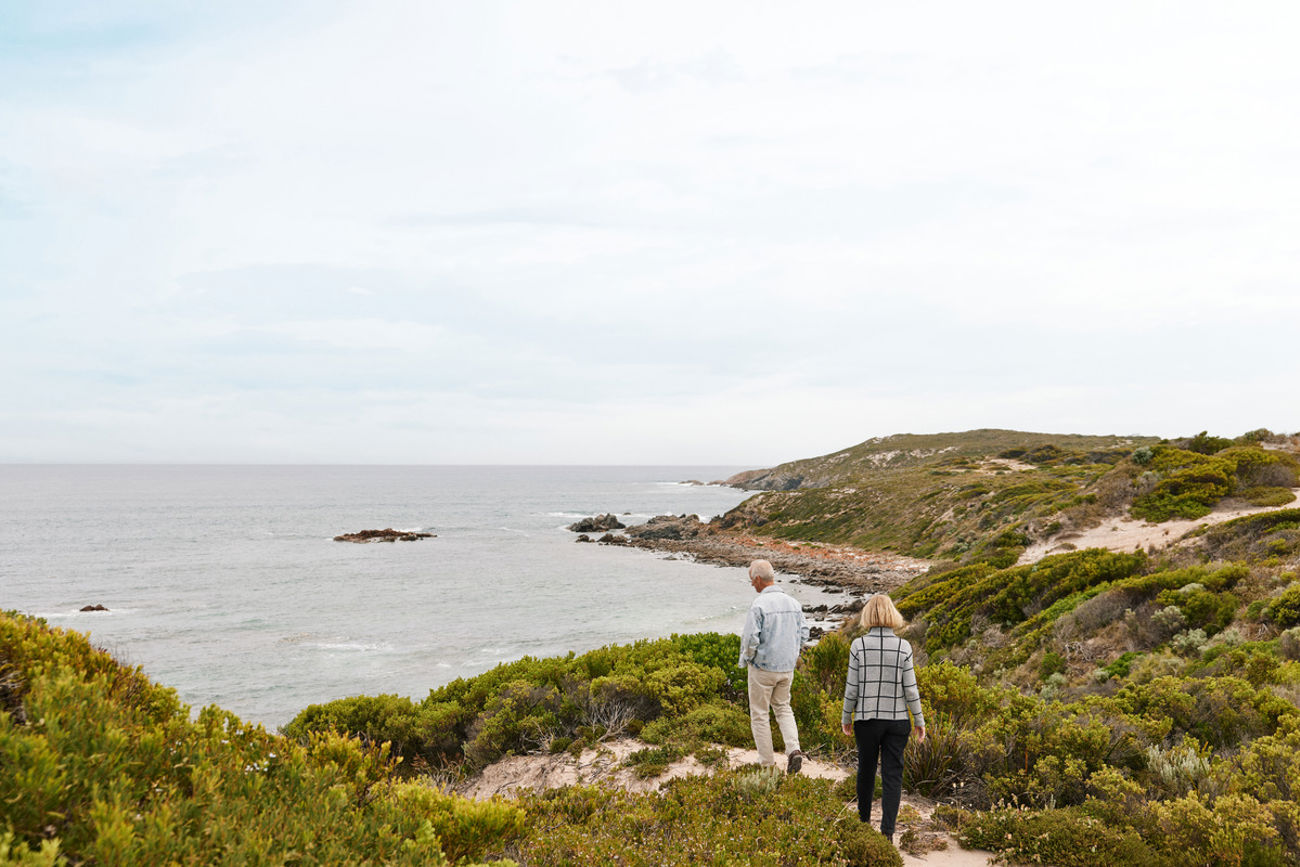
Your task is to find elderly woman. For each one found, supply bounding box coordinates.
[841,594,926,844]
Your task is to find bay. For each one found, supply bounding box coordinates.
[0,465,838,729]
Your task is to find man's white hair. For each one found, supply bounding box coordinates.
[749,559,776,582]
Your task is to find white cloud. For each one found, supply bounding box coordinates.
[2,1,1298,462]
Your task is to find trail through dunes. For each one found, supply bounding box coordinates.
[461,737,997,866]
[1019,488,1300,564]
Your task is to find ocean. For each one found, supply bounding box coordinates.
[1,465,841,729]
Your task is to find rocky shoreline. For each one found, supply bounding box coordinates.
[568,513,931,630]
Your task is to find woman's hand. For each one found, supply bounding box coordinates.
[914,724,926,743]
[841,722,853,736]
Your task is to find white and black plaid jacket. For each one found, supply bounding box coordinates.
[841,626,926,728]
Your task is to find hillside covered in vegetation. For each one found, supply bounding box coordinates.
[717,428,1299,567]
[4,427,1300,865]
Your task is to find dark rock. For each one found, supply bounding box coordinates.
[575,534,592,543]
[626,514,707,541]
[567,513,626,533]
[79,604,109,612]
[808,625,825,640]
[597,533,629,545]
[334,528,436,543]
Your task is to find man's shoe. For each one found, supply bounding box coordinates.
[786,750,803,775]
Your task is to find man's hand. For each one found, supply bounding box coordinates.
[914,724,926,743]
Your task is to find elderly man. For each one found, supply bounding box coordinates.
[738,558,810,773]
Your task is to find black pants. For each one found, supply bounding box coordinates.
[854,718,910,834]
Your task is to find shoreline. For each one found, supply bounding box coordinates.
[600,521,932,630]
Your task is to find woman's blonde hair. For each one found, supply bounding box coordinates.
[858,594,906,630]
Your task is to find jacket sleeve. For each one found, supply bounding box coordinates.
[841,639,859,726]
[798,607,810,647]
[901,642,925,729]
[738,603,762,668]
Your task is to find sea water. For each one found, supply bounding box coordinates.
[0,465,841,729]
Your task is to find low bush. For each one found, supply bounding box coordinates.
[1268,583,1300,628]
[1156,584,1238,635]
[1130,447,1234,521]
[639,701,752,748]
[895,550,1147,655]
[1240,486,1297,508]
[288,632,748,770]
[953,805,1169,866]
[0,612,524,866]
[517,773,903,866]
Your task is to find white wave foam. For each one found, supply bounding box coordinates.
[306,641,395,653]
[37,608,134,619]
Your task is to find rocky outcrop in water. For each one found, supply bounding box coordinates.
[79,604,109,612]
[625,514,707,541]
[567,514,626,533]
[334,528,436,543]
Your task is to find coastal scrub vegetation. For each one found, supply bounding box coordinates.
[516,771,901,866]
[279,522,1300,862]
[717,429,1299,566]
[0,610,526,865]
[7,428,1300,865]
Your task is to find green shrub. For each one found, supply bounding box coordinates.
[1101,652,1144,681]
[896,550,1147,655]
[288,631,748,770]
[915,661,999,726]
[1115,675,1292,749]
[282,694,465,768]
[1268,584,1300,628]
[624,744,686,779]
[1239,487,1297,508]
[1222,446,1300,489]
[1040,651,1067,679]
[640,702,752,748]
[0,612,524,866]
[518,773,903,866]
[954,806,1169,866]
[1185,431,1234,455]
[1131,447,1234,521]
[1156,585,1238,635]
[1148,793,1288,867]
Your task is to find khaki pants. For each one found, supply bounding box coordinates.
[747,666,800,767]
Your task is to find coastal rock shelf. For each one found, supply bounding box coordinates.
[566,513,626,532]
[596,512,931,608]
[333,528,436,543]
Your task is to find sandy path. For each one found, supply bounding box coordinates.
[1019,489,1300,565]
[461,738,996,866]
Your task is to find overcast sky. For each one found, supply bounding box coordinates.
[3,2,1298,465]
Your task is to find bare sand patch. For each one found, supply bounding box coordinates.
[1020,489,1300,565]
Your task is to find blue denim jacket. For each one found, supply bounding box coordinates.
[738,585,809,672]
